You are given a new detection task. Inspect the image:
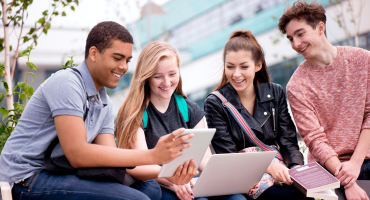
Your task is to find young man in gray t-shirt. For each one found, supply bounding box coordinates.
[0,21,197,200]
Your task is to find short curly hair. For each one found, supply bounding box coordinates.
[278,0,326,34]
[85,21,134,59]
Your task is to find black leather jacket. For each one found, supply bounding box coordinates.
[204,82,303,168]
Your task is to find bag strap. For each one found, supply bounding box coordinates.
[210,91,283,161]
[44,68,89,170]
[174,93,189,122]
[142,93,189,128]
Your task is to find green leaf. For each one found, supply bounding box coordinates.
[62,2,66,6]
[16,82,33,98]
[13,92,19,97]
[71,6,75,11]
[14,102,25,114]
[46,22,51,29]
[18,49,27,57]
[19,93,26,101]
[63,56,75,68]
[0,62,5,77]
[67,0,72,3]
[62,11,66,16]
[42,10,48,16]
[26,72,35,83]
[9,45,12,51]
[26,62,38,71]
[63,60,72,68]
[1,81,9,94]
[38,17,45,25]
[0,93,4,103]
[0,44,4,52]
[0,124,6,134]
[18,47,31,57]
[74,0,79,5]
[0,107,9,120]
[43,29,48,34]
[53,11,59,16]
[22,36,31,43]
[28,28,36,35]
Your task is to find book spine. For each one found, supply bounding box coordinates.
[292,179,307,196]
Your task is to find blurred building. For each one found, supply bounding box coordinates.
[1,0,370,117]
[113,0,370,112]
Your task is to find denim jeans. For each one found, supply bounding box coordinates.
[358,159,370,180]
[246,185,313,200]
[161,187,247,200]
[12,169,161,200]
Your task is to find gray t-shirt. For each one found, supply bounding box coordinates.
[0,62,114,188]
[144,95,204,149]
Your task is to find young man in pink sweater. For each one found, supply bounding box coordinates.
[278,1,370,199]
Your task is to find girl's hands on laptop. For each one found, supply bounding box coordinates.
[173,182,194,200]
[266,162,292,185]
[166,159,199,185]
[152,128,194,165]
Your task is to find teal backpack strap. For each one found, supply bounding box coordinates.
[142,94,188,128]
[143,109,149,128]
[174,93,189,123]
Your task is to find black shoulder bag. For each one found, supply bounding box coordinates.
[43,68,136,186]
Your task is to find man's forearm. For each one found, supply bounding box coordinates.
[127,165,161,180]
[66,143,159,168]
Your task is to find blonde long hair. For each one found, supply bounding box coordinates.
[116,41,187,149]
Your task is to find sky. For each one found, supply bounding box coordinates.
[0,0,171,71]
[21,0,171,30]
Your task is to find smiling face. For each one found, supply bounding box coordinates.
[89,40,133,90]
[225,50,262,94]
[148,55,180,101]
[286,19,324,60]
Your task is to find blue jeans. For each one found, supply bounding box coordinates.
[246,185,313,200]
[12,169,161,200]
[161,187,247,200]
[358,159,370,180]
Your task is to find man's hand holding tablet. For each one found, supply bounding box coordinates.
[151,128,194,165]
[157,129,216,179]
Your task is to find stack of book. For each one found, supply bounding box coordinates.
[289,162,340,200]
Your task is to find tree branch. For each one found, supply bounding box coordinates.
[29,1,60,47]
[6,0,14,12]
[6,6,23,26]
[10,7,24,81]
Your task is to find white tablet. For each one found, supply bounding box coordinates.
[157,128,216,178]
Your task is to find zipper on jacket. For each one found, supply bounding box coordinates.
[260,114,270,127]
[272,108,276,131]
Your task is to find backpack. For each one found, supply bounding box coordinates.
[142,93,189,128]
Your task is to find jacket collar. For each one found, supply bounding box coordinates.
[218,82,274,108]
[256,81,275,103]
[217,82,274,133]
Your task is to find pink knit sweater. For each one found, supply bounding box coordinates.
[287,46,370,165]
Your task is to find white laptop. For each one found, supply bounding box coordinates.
[162,151,276,198]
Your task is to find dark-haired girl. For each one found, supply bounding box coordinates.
[204,30,311,200]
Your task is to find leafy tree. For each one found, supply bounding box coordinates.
[0,0,79,153]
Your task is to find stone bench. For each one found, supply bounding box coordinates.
[0,181,12,200]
